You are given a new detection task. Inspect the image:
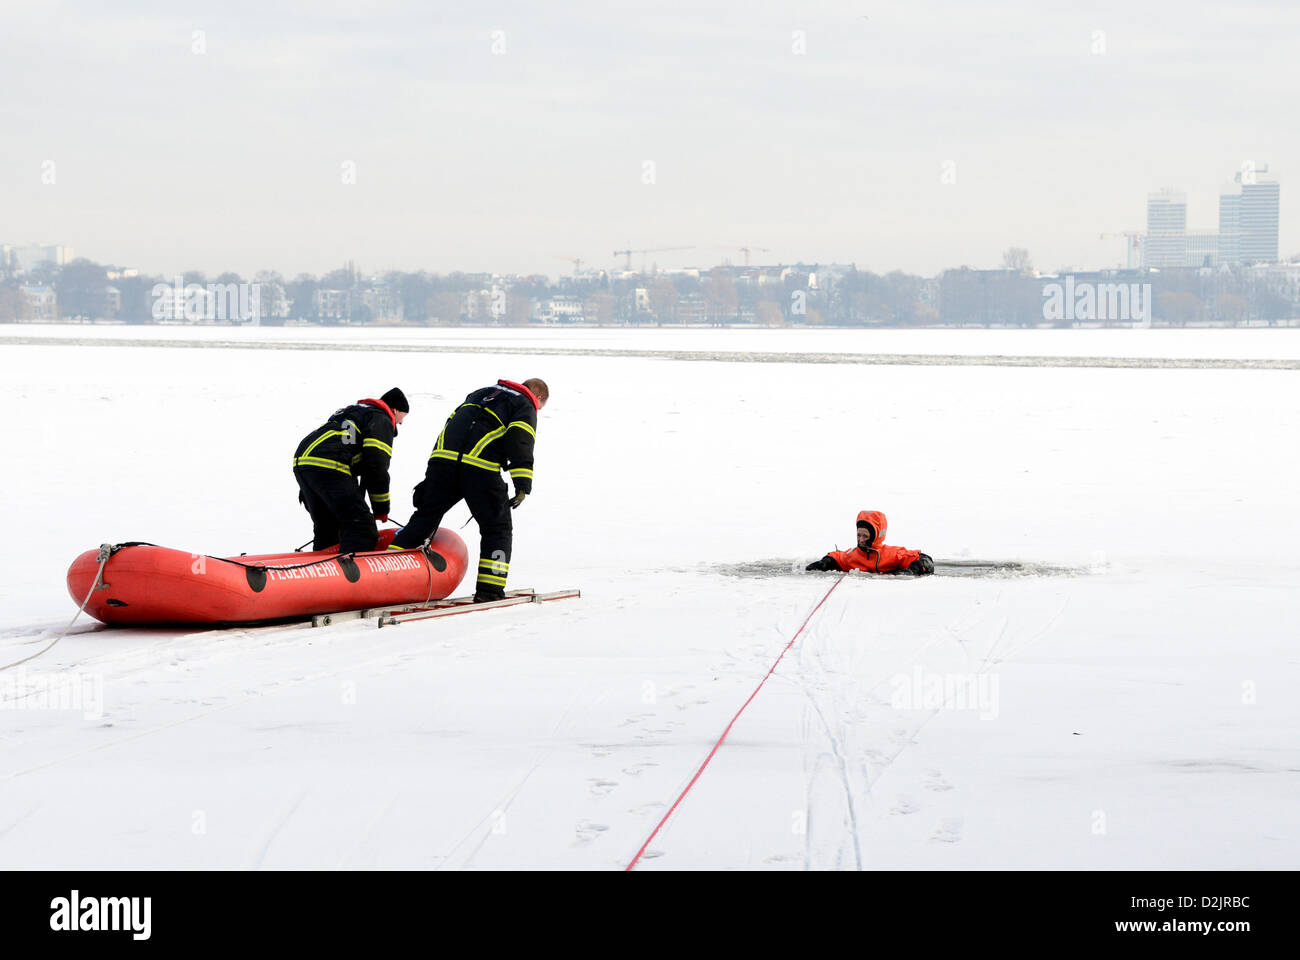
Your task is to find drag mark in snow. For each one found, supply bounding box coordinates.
[0,805,42,842]
[624,574,847,871]
[794,616,865,870]
[1,630,427,782]
[256,791,307,867]
[6,335,1300,370]
[337,793,400,867]
[438,688,583,868]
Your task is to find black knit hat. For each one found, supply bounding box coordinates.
[381,388,409,413]
[856,519,871,529]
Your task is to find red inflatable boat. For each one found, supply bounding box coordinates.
[66,528,468,626]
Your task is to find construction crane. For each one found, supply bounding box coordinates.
[1099,233,1145,270]
[709,245,772,266]
[611,246,695,272]
[552,255,583,275]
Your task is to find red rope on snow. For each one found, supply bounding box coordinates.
[624,573,847,870]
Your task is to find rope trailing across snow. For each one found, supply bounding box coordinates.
[624,572,848,870]
[0,543,114,673]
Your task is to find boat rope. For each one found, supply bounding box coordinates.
[624,572,848,870]
[216,538,420,574]
[0,543,119,673]
[214,553,363,573]
[294,518,410,553]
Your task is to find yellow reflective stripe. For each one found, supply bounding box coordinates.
[294,456,352,475]
[507,420,536,440]
[468,424,508,459]
[476,573,508,587]
[363,438,393,456]
[351,453,362,465]
[372,492,391,502]
[478,559,508,571]
[431,422,453,455]
[386,544,404,551]
[508,468,533,479]
[303,429,345,457]
[427,450,501,471]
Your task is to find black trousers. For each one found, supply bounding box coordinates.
[294,467,378,554]
[391,460,512,598]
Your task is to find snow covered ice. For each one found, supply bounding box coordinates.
[2,324,1297,868]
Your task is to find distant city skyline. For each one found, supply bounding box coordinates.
[3,1,1298,278]
[1143,167,1281,268]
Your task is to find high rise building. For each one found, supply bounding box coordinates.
[10,243,73,273]
[1144,190,1187,268]
[1239,177,1280,264]
[1218,193,1241,264]
[1184,231,1219,268]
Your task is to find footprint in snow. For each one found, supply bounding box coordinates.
[930,818,963,843]
[629,801,666,816]
[924,770,953,792]
[573,821,609,846]
[622,761,659,776]
[587,778,618,798]
[891,796,919,815]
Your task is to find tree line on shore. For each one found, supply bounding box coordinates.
[2,254,1295,326]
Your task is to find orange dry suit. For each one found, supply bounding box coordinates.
[811,510,932,575]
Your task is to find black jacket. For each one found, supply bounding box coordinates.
[428,380,537,494]
[294,400,397,513]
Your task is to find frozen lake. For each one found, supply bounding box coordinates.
[8,320,1300,362]
[1,325,1296,868]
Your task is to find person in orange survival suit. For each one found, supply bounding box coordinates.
[805,510,935,575]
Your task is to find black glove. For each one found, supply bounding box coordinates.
[805,555,838,572]
[908,553,935,576]
[508,491,526,509]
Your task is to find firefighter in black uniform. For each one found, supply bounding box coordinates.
[390,378,547,601]
[293,388,409,553]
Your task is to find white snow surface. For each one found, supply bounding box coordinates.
[1,325,1297,869]
[11,320,1300,359]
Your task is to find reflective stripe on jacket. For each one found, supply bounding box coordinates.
[294,398,397,512]
[428,380,537,494]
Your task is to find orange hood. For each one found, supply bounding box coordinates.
[857,510,887,543]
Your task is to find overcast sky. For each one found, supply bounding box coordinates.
[2,0,1296,278]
